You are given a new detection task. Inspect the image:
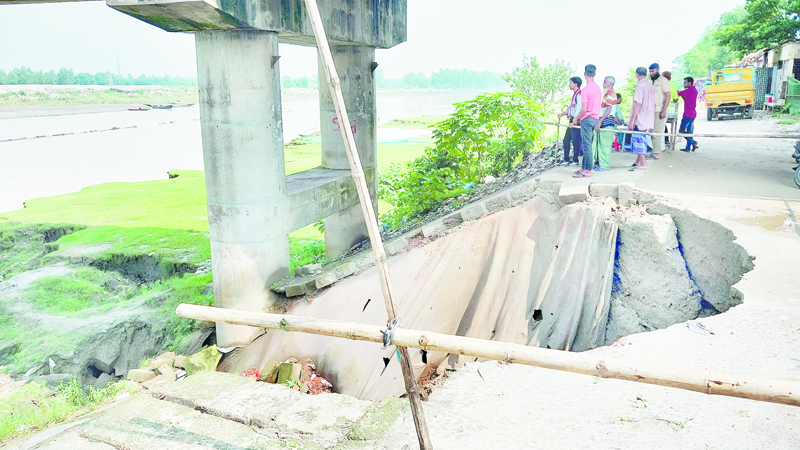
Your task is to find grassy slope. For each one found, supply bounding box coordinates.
[0,118,435,360]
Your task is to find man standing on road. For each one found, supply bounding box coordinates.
[649,63,671,159]
[629,67,655,170]
[677,76,699,152]
[557,76,583,166]
[573,64,601,178]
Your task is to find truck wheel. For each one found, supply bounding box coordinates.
[795,167,800,188]
[746,106,754,119]
[707,108,713,121]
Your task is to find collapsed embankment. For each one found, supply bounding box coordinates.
[223,185,754,400]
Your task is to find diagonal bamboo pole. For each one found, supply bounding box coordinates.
[301,1,432,448]
[176,304,800,408]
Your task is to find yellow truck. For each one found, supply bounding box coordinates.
[705,67,756,120]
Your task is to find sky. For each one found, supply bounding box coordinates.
[0,0,743,84]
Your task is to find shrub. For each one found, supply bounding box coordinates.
[380,91,545,227]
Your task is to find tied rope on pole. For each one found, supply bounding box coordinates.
[300,1,433,448]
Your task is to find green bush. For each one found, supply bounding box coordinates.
[379,91,545,227]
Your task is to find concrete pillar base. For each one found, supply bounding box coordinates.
[319,45,377,259]
[196,29,289,347]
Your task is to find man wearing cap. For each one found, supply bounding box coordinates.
[649,63,671,159]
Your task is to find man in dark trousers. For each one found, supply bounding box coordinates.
[677,76,699,152]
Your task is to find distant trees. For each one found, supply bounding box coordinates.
[0,67,197,86]
[374,68,507,90]
[281,75,317,88]
[503,56,574,113]
[716,0,800,56]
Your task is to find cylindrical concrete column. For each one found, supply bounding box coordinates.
[319,45,378,258]
[196,30,289,347]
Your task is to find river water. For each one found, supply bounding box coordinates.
[0,90,481,214]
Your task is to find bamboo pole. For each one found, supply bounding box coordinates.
[301,1,432,448]
[534,120,800,139]
[177,304,800,408]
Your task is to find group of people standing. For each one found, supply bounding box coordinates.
[557,63,699,178]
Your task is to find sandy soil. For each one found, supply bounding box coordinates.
[379,113,800,449]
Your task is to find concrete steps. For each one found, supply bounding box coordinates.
[12,371,408,450]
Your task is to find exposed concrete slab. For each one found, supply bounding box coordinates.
[384,237,408,256]
[485,192,514,213]
[558,184,589,205]
[273,392,371,441]
[286,167,367,233]
[150,372,301,429]
[75,395,286,449]
[618,182,635,206]
[421,219,445,238]
[108,0,407,49]
[460,202,488,222]
[589,183,619,198]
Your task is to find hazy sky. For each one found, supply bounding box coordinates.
[0,0,743,83]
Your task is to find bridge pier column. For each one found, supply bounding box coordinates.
[196,30,289,347]
[319,45,377,258]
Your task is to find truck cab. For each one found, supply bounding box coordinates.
[705,67,756,120]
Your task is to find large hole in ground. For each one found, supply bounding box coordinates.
[224,196,755,400]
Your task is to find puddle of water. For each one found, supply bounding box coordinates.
[729,214,791,231]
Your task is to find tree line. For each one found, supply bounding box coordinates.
[0,67,197,86]
[376,68,507,90]
[673,0,800,80]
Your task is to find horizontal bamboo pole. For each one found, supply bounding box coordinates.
[536,120,800,139]
[177,303,800,408]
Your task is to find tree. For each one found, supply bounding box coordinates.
[57,68,75,85]
[503,56,574,112]
[75,73,94,85]
[716,1,800,56]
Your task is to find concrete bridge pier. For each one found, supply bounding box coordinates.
[319,45,378,258]
[196,30,289,347]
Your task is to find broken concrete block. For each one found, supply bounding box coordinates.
[276,363,301,385]
[298,358,315,382]
[558,184,589,205]
[535,179,562,194]
[94,373,114,389]
[421,220,445,238]
[508,179,539,203]
[127,369,156,383]
[184,345,222,376]
[285,279,316,297]
[147,357,172,371]
[334,261,357,279]
[633,189,656,204]
[173,355,186,369]
[589,183,619,198]
[156,364,177,382]
[353,254,374,270]
[460,202,488,222]
[141,374,167,390]
[295,263,322,276]
[618,183,634,206]
[485,193,514,213]
[384,237,409,256]
[315,272,338,289]
[157,352,176,362]
[259,360,280,383]
[442,212,464,229]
